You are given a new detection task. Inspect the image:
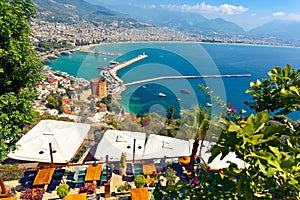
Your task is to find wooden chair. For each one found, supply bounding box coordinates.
[0,177,11,198]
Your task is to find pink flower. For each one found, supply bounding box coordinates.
[210,91,214,95]
[227,102,232,107]
[241,116,245,120]
[231,108,237,113]
[190,178,199,185]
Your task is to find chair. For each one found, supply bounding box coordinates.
[74,166,87,187]
[133,163,142,176]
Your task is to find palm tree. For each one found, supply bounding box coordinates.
[181,107,210,172]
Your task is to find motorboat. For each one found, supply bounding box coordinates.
[205,102,213,107]
[180,89,191,94]
[158,93,167,97]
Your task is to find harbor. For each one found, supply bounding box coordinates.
[101,53,251,99]
[101,53,149,99]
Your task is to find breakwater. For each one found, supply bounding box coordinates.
[101,54,148,99]
[109,54,148,83]
[124,74,252,86]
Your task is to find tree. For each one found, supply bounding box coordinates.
[246,64,300,115]
[0,0,42,161]
[187,107,210,172]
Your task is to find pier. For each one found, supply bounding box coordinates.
[109,54,148,83]
[101,54,149,98]
[124,74,251,86]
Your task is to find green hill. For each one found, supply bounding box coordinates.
[34,0,137,25]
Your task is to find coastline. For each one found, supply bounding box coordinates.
[74,41,300,54]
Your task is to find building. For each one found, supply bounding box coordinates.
[90,78,107,99]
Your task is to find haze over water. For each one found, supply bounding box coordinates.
[48,42,300,119]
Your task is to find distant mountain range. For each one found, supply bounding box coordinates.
[34,0,300,41]
[33,0,140,26]
[248,20,300,41]
[93,3,245,36]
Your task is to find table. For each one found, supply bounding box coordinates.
[33,167,55,186]
[85,164,102,182]
[142,161,156,175]
[130,188,149,200]
[65,193,87,200]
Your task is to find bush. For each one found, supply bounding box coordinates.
[117,182,132,192]
[0,164,22,181]
[134,174,146,188]
[57,184,70,198]
[79,183,95,194]
[20,188,44,200]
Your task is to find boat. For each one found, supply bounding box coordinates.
[177,98,181,101]
[142,85,147,89]
[60,51,72,55]
[206,102,213,107]
[180,89,191,94]
[110,60,119,65]
[241,109,247,114]
[47,55,58,59]
[158,93,167,97]
[97,66,105,70]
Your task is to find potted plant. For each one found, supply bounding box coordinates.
[145,176,157,189]
[165,167,177,187]
[79,183,96,200]
[57,183,70,199]
[134,174,146,188]
[117,182,132,193]
[20,188,44,200]
[119,152,127,176]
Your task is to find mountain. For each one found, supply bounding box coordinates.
[84,2,245,36]
[248,20,300,40]
[33,0,138,25]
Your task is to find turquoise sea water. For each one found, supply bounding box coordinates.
[47,42,300,120]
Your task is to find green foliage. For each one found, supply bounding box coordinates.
[0,0,42,161]
[164,167,177,187]
[134,174,146,188]
[117,182,132,192]
[57,184,70,198]
[209,110,300,199]
[155,65,300,199]
[120,152,127,169]
[0,164,22,181]
[153,166,238,200]
[246,64,300,115]
[103,114,120,130]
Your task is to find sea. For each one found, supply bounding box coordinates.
[47,42,300,120]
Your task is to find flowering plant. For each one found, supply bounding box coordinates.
[79,183,96,194]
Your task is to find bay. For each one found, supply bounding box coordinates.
[47,42,300,120]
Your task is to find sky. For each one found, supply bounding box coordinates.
[97,0,300,30]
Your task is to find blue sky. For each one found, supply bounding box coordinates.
[98,0,300,30]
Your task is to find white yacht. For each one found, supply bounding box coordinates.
[158,93,167,97]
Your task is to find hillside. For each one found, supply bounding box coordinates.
[248,20,300,41]
[100,4,245,36]
[34,0,138,25]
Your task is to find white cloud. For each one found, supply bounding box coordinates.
[272,11,300,21]
[160,2,248,16]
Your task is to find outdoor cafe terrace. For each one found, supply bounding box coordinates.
[0,120,244,199]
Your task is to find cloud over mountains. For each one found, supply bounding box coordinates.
[159,2,248,16]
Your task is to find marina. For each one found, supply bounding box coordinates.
[100,52,252,100]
